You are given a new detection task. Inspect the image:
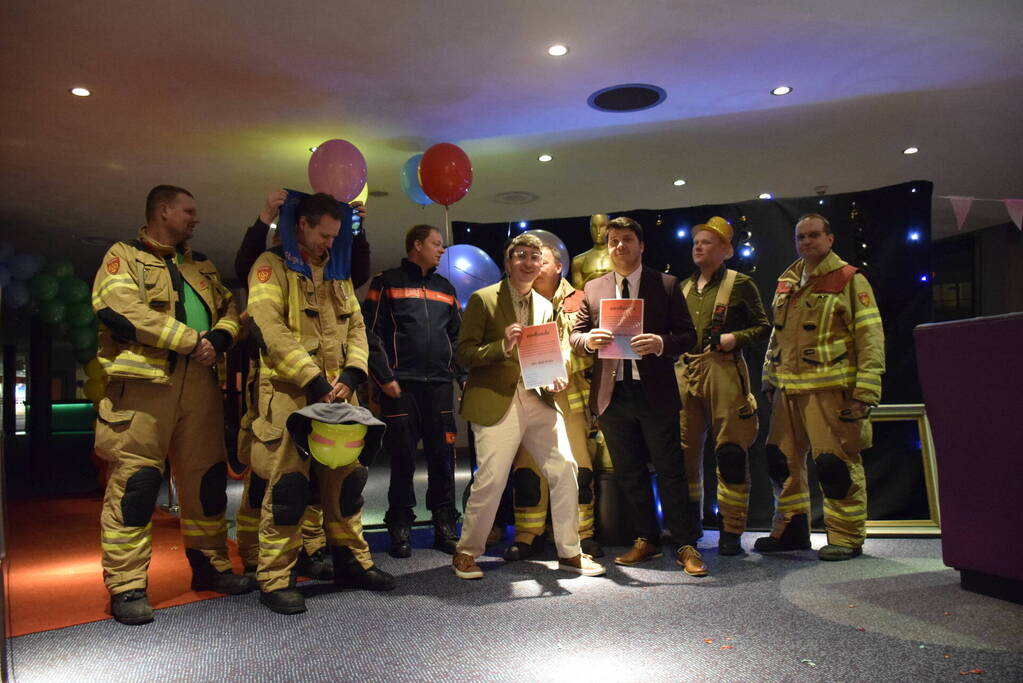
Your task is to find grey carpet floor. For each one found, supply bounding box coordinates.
[7,533,1023,682]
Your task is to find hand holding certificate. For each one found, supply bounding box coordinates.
[598,298,644,360]
[517,322,568,390]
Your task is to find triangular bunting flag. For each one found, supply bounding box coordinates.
[1004,199,1023,232]
[948,196,974,231]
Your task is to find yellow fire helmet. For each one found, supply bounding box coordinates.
[286,403,386,469]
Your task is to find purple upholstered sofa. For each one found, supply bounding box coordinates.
[914,312,1023,603]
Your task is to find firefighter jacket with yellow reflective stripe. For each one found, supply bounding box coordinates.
[762,250,885,405]
[91,231,241,383]
[246,246,368,400]
[550,277,593,414]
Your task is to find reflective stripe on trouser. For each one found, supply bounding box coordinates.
[96,358,232,594]
[510,399,594,543]
[457,386,581,559]
[250,381,371,593]
[676,351,758,533]
[235,467,326,568]
[766,388,871,547]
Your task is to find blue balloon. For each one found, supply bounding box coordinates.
[0,264,10,289]
[400,154,433,206]
[437,244,502,309]
[3,280,30,308]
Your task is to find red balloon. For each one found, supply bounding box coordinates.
[308,139,367,203]
[419,143,473,207]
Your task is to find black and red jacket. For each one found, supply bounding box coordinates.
[362,259,462,385]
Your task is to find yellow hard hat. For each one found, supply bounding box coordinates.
[693,216,734,246]
[308,421,368,469]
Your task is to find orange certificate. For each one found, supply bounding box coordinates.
[598,298,644,359]
[517,322,567,389]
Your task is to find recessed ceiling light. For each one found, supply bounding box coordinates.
[547,44,569,57]
[758,192,773,199]
[538,154,553,162]
[903,146,919,155]
[69,87,91,97]
[771,85,792,96]
[673,179,686,187]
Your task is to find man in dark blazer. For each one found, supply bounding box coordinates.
[570,217,707,576]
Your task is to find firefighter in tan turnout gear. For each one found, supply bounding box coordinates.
[246,191,394,615]
[676,217,770,556]
[92,185,254,625]
[504,244,603,561]
[755,213,885,561]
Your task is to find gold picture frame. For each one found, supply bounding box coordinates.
[864,403,941,536]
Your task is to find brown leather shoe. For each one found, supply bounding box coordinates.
[614,538,663,566]
[452,552,483,580]
[677,545,708,577]
[558,554,607,577]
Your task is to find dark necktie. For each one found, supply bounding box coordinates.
[622,277,633,381]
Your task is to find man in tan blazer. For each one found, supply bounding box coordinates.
[452,233,605,580]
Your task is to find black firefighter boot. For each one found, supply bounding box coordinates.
[110,589,154,625]
[689,502,704,540]
[259,569,306,615]
[186,548,257,594]
[385,510,413,559]
[432,508,459,555]
[296,546,335,580]
[331,545,396,591]
[753,513,812,553]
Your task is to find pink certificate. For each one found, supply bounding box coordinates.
[517,322,567,389]
[598,298,644,360]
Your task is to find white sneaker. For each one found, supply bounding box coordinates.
[558,553,607,577]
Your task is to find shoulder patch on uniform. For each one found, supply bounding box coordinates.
[106,256,120,274]
[858,292,871,307]
[562,289,585,313]
[776,281,793,294]
[256,265,272,283]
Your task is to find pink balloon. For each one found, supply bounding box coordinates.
[307,139,368,203]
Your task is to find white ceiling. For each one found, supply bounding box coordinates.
[2,0,1021,280]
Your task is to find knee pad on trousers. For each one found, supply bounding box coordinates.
[199,462,228,517]
[272,472,310,526]
[816,452,853,499]
[715,444,747,485]
[247,472,268,510]
[765,444,789,487]
[121,466,162,527]
[340,466,369,517]
[513,468,542,508]
[577,467,594,505]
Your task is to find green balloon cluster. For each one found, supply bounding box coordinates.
[21,256,99,364]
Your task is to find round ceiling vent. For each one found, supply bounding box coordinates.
[588,84,666,113]
[492,191,540,205]
[368,190,389,197]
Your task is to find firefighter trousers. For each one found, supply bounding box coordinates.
[96,357,232,594]
[766,388,872,548]
[677,351,758,534]
[249,380,371,593]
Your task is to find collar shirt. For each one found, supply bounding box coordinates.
[510,286,532,326]
[613,266,642,380]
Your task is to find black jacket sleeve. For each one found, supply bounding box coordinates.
[235,218,271,290]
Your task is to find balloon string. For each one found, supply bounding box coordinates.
[445,205,452,245]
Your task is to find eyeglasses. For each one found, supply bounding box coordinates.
[511,250,542,263]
